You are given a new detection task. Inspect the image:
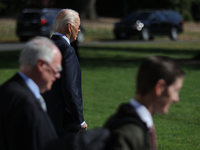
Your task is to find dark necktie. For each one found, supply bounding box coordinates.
[149,125,157,150]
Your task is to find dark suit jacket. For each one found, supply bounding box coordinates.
[0,73,85,150]
[43,35,84,132]
[0,73,59,150]
[104,103,151,150]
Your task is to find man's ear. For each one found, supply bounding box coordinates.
[67,23,71,34]
[154,79,166,96]
[37,59,45,72]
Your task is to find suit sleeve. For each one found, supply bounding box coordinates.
[61,46,84,124]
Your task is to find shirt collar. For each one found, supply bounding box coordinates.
[129,98,153,128]
[53,32,70,45]
[18,71,40,99]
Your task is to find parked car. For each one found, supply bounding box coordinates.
[114,10,184,41]
[16,8,85,42]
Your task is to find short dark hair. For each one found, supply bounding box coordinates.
[136,56,185,95]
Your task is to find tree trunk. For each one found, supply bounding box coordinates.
[80,0,97,20]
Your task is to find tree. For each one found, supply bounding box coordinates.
[191,0,200,21]
[70,0,98,20]
[81,0,97,20]
[52,0,97,20]
[0,2,6,13]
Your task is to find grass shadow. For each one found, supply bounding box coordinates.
[0,51,20,68]
[1,46,200,71]
[79,46,200,56]
[79,46,200,71]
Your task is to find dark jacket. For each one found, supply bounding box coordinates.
[0,73,58,150]
[104,103,151,150]
[43,35,84,132]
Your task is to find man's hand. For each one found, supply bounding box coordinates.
[81,122,88,131]
[78,122,88,133]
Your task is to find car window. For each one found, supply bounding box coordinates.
[44,12,58,20]
[158,12,168,22]
[19,13,41,20]
[149,13,157,21]
[166,13,172,21]
[124,12,150,21]
[166,11,182,21]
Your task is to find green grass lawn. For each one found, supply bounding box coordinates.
[80,42,200,150]
[0,42,200,149]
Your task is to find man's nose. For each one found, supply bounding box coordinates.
[55,73,61,79]
[173,95,179,103]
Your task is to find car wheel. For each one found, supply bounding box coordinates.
[115,31,130,40]
[141,27,150,41]
[19,36,29,42]
[169,27,178,40]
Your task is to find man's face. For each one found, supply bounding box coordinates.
[40,47,62,93]
[154,77,184,114]
[70,15,81,42]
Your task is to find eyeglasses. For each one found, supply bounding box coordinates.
[44,61,62,75]
[70,22,81,30]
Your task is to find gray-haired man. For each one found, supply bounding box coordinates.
[43,8,87,133]
[0,36,64,150]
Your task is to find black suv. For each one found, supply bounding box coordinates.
[114,10,184,41]
[16,8,85,42]
[16,8,61,42]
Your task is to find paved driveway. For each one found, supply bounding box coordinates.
[0,43,25,51]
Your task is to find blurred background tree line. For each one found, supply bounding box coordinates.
[0,0,200,21]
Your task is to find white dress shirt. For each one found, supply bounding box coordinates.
[53,32,70,45]
[129,98,153,128]
[18,72,47,112]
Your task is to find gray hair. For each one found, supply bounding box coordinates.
[53,9,79,31]
[19,36,56,66]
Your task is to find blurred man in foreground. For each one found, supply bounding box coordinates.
[104,56,185,150]
[0,36,64,150]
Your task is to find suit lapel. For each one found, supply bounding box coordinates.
[14,73,46,112]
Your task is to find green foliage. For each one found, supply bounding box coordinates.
[0,0,197,21]
[136,0,195,21]
[176,0,194,20]
[191,0,200,21]
[0,2,6,13]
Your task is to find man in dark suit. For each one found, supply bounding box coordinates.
[43,9,87,133]
[104,56,185,150]
[0,36,71,150]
